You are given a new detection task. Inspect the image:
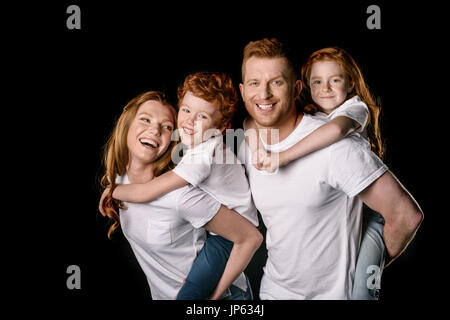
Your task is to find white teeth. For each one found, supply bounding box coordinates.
[139,138,158,148]
[183,128,194,135]
[258,104,273,110]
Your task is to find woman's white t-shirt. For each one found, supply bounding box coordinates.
[118,174,230,300]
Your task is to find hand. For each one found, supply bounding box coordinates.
[99,187,111,216]
[252,148,280,173]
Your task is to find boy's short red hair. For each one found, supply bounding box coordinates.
[177,72,238,129]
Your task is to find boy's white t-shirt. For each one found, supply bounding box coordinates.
[239,113,387,299]
[173,135,259,228]
[117,174,246,299]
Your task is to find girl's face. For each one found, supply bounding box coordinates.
[309,60,354,114]
[178,91,222,148]
[127,100,175,165]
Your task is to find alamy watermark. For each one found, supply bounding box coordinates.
[170,125,280,172]
[66,265,81,290]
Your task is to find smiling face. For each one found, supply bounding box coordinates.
[309,60,354,114]
[177,91,222,148]
[240,56,301,129]
[126,100,175,165]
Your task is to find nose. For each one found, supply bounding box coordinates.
[259,82,273,100]
[148,122,161,136]
[321,82,332,92]
[183,112,195,127]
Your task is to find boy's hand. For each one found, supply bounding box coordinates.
[99,187,111,216]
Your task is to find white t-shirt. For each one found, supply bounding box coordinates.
[173,135,259,228]
[117,174,245,300]
[325,95,369,132]
[238,114,387,300]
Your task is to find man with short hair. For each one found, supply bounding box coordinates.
[238,38,423,299]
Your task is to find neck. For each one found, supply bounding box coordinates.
[126,158,155,184]
[257,106,303,145]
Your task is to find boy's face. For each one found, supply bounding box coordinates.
[240,56,301,129]
[178,91,223,148]
[309,60,354,114]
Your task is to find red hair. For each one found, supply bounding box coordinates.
[177,72,238,130]
[241,38,297,82]
[300,47,385,160]
[100,91,177,238]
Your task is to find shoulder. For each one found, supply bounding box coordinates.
[332,132,372,152]
[328,132,385,171]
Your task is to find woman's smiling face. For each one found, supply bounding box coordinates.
[127,100,175,165]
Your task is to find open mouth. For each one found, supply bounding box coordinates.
[257,103,276,111]
[139,138,159,149]
[182,127,194,136]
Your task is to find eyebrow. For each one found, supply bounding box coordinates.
[311,74,345,80]
[138,112,174,123]
[246,75,286,84]
[180,103,214,115]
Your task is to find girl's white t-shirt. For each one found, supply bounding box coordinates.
[238,113,387,299]
[326,95,369,132]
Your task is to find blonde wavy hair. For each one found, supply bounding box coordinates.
[100,91,177,238]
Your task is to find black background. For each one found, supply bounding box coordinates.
[12,0,441,316]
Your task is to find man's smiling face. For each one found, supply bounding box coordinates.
[240,56,300,129]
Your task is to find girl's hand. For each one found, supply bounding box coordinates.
[252,148,280,173]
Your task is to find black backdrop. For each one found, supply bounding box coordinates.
[17,0,440,316]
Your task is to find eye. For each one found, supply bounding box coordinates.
[182,108,190,113]
[198,114,208,120]
[272,80,282,86]
[163,124,173,131]
[140,117,150,123]
[249,81,258,87]
[312,80,320,85]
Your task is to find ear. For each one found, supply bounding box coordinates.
[239,83,245,99]
[294,80,302,98]
[347,80,355,93]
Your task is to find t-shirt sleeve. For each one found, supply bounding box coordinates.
[331,96,369,132]
[327,135,388,198]
[176,185,222,228]
[172,152,212,187]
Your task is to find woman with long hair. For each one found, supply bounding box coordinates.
[99,90,261,300]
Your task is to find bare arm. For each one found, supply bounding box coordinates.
[281,116,358,164]
[253,116,359,172]
[357,171,424,267]
[203,205,263,300]
[112,171,188,203]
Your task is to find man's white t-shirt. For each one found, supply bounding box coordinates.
[118,174,245,300]
[238,114,387,299]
